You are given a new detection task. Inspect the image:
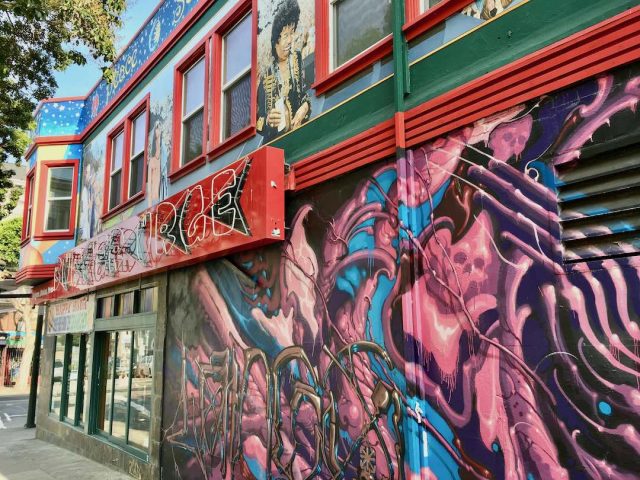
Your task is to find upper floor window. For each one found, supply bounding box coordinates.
[45,166,74,232]
[22,170,35,241]
[129,111,146,197]
[104,97,149,216]
[108,130,124,211]
[220,13,252,140]
[421,0,443,12]
[331,0,392,69]
[180,57,207,166]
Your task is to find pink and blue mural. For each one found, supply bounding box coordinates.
[160,65,640,479]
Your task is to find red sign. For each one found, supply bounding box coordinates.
[33,147,285,304]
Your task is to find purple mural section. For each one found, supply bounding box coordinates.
[161,65,640,479]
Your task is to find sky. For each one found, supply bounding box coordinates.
[53,0,162,98]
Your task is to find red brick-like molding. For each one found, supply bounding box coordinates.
[16,265,56,285]
[294,5,640,190]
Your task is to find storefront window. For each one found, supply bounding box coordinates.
[50,334,88,425]
[50,336,65,416]
[96,329,154,451]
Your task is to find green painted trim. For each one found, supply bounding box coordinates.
[407,0,639,110]
[392,0,410,111]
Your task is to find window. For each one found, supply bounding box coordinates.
[45,166,74,232]
[220,13,252,140]
[50,334,89,426]
[421,0,444,12]
[331,0,392,68]
[109,131,125,210]
[104,97,149,216]
[22,169,35,241]
[180,57,207,166]
[95,329,154,451]
[129,112,147,197]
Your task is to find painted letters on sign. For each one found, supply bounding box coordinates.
[46,296,93,335]
[35,146,286,303]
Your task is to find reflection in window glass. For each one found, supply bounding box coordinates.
[333,0,392,68]
[45,167,73,231]
[139,287,157,314]
[111,331,132,441]
[181,58,205,165]
[50,336,65,415]
[222,14,252,140]
[129,330,155,450]
[64,335,81,421]
[78,336,90,425]
[98,332,116,433]
[182,109,204,165]
[120,291,135,317]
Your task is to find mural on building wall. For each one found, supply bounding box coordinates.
[77,136,106,242]
[162,66,640,478]
[462,0,519,20]
[257,0,315,142]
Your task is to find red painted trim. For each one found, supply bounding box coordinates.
[403,0,472,42]
[209,0,257,157]
[171,39,209,180]
[33,159,79,240]
[16,265,56,285]
[404,4,640,147]
[314,0,393,95]
[23,135,83,160]
[295,6,640,190]
[294,119,395,191]
[21,168,35,243]
[394,112,406,149]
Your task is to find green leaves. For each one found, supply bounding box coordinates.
[0,0,127,163]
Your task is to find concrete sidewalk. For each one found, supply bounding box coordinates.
[0,427,131,479]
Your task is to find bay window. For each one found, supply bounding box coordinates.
[22,169,35,241]
[45,166,74,231]
[33,159,79,240]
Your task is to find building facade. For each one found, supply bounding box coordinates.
[17,0,640,478]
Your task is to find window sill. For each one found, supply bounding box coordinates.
[403,0,472,42]
[33,231,75,241]
[168,154,206,184]
[313,35,393,96]
[101,191,145,222]
[208,125,256,161]
[20,236,31,247]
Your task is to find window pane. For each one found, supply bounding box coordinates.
[111,331,132,441]
[183,58,205,116]
[97,296,114,319]
[120,291,135,316]
[48,167,73,198]
[64,334,82,421]
[182,108,204,164]
[139,287,157,314]
[128,330,154,450]
[131,113,147,157]
[46,199,71,231]
[97,332,116,433]
[129,153,144,197]
[112,132,124,172]
[50,336,65,416]
[223,73,251,139]
[224,14,252,85]
[78,336,89,425]
[109,170,122,210]
[335,0,392,67]
[424,0,443,10]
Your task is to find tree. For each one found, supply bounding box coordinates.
[0,216,21,269]
[0,0,127,167]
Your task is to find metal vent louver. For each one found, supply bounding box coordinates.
[556,146,640,263]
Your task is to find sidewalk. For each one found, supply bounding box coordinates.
[0,427,131,479]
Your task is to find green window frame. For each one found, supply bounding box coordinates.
[49,333,89,427]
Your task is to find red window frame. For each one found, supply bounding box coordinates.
[314,0,393,95]
[20,168,36,244]
[103,95,150,219]
[33,159,80,241]
[404,0,473,42]
[170,39,210,182]
[209,0,257,158]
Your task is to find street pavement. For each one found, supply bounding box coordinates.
[0,395,131,479]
